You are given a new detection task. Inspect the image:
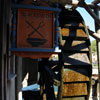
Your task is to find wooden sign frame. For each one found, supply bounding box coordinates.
[10,4,61,58]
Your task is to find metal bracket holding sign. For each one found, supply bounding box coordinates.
[10,3,61,59]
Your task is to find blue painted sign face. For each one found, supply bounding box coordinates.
[17,8,54,48]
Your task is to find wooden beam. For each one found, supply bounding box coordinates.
[88,29,100,41]
[44,66,60,86]
[92,0,100,5]
[78,0,84,2]
[42,0,100,9]
[65,1,100,9]
[81,1,100,28]
[82,4,100,9]
[44,0,72,6]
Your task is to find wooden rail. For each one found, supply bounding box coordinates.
[92,0,100,5]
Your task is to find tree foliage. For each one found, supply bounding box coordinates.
[91,40,97,53]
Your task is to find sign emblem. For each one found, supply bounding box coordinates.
[17,8,54,48]
[26,21,47,47]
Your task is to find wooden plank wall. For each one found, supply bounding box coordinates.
[0,0,5,100]
[0,0,6,100]
[0,0,16,100]
[0,1,40,100]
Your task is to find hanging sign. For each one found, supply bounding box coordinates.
[10,4,61,59]
[17,8,54,49]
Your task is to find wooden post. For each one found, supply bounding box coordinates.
[15,57,22,100]
[94,7,100,100]
[97,29,100,100]
[39,61,45,100]
[7,0,16,100]
[57,53,64,100]
[92,79,98,100]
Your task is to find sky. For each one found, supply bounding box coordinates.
[76,0,98,41]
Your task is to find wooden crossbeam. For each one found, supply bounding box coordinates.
[78,0,84,2]
[88,29,100,41]
[44,66,60,86]
[66,1,100,9]
[43,0,72,6]
[92,0,100,5]
[80,1,100,28]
